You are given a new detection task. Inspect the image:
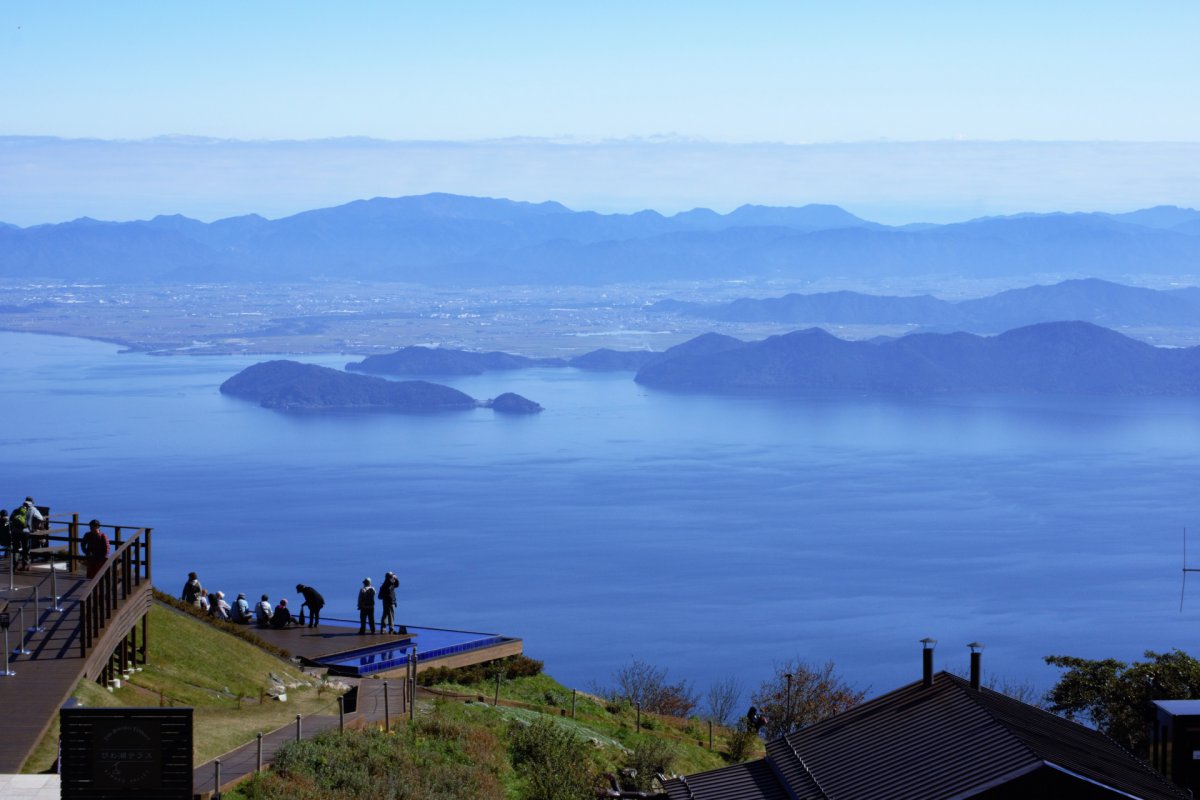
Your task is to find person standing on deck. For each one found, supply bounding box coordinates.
[295,583,325,628]
[379,572,399,634]
[81,519,109,579]
[357,577,376,634]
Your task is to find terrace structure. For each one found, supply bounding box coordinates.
[0,513,153,773]
[0,508,522,778]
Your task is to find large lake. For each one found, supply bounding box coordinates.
[4,330,1199,700]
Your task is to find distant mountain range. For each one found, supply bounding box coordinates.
[633,322,1200,395]
[2,193,1200,284]
[652,278,1200,331]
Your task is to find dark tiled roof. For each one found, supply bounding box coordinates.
[666,671,1189,800]
[663,758,788,800]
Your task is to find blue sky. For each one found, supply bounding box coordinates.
[1,2,1197,222]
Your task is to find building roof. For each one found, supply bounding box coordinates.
[664,672,1189,800]
[664,758,789,800]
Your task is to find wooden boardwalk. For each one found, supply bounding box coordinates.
[0,556,90,773]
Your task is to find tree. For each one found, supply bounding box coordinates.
[1045,649,1200,755]
[750,659,865,739]
[609,659,699,717]
[705,674,743,726]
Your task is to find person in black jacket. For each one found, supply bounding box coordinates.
[270,598,293,629]
[379,572,400,634]
[295,583,325,628]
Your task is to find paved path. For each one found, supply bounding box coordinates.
[192,678,418,798]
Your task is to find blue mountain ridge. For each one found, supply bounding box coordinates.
[3,194,1198,284]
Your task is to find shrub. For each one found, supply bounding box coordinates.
[622,738,677,791]
[508,717,598,800]
[418,655,544,687]
[237,714,504,799]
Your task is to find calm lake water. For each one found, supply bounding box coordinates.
[4,330,1200,700]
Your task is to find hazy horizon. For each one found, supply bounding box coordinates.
[3,135,1199,228]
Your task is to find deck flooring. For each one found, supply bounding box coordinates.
[0,555,90,773]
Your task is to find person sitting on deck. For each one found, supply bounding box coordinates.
[255,594,272,627]
[213,591,232,621]
[270,597,293,629]
[231,592,253,624]
[81,519,109,580]
[295,583,325,629]
[181,572,204,607]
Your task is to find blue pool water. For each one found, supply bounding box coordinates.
[317,625,509,676]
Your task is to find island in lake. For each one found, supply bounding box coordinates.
[220,360,541,413]
[634,321,1200,395]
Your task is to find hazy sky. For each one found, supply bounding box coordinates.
[2,2,1198,223]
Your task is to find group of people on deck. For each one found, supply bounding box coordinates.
[181,571,401,634]
[2,496,110,578]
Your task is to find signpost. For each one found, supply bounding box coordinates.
[60,707,193,799]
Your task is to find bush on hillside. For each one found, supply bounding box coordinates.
[418,654,543,687]
[508,716,598,800]
[235,716,505,800]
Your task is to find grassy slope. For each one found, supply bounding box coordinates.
[25,599,760,794]
[23,602,341,772]
[424,672,760,777]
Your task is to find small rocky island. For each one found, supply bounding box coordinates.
[220,360,545,414]
[220,360,478,411]
[485,392,544,414]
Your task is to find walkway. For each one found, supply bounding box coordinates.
[0,556,89,773]
[192,678,417,798]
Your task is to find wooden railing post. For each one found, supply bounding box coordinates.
[144,528,152,581]
[69,513,80,572]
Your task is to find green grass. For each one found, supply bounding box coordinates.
[424,671,760,776]
[22,601,342,772]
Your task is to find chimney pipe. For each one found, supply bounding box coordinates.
[968,642,984,690]
[920,638,936,687]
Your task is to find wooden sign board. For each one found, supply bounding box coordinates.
[60,707,193,799]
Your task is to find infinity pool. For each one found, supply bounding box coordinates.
[316,625,510,677]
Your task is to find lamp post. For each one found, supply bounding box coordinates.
[784,672,794,734]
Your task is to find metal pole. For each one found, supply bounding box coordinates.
[572,689,577,719]
[256,733,263,772]
[1,627,13,676]
[785,673,794,735]
[12,607,30,655]
[338,695,345,732]
[4,547,13,591]
[384,681,390,731]
[708,720,713,749]
[408,651,416,721]
[494,669,501,706]
[51,563,63,612]
[213,759,221,800]
[636,702,641,731]
[295,714,302,741]
[29,585,43,632]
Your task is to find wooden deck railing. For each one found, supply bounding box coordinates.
[44,514,153,659]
